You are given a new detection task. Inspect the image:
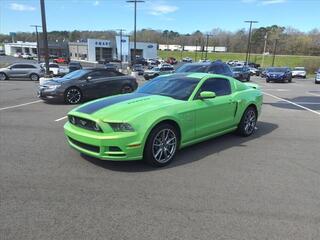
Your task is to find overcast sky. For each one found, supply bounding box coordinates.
[1,0,319,34]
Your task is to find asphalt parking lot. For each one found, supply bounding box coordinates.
[1,76,320,240]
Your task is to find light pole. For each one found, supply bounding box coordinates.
[126,0,144,63]
[272,39,279,67]
[116,29,125,69]
[244,20,258,65]
[30,25,42,63]
[195,40,198,62]
[204,34,213,60]
[40,0,49,76]
[261,33,268,67]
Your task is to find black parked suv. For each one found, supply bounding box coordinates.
[69,62,82,72]
[175,60,234,77]
[232,66,251,82]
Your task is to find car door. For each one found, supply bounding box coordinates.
[192,78,237,138]
[98,70,124,97]
[9,64,27,78]
[81,70,105,99]
[22,64,37,78]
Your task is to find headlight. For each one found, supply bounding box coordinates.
[46,84,61,90]
[108,123,134,132]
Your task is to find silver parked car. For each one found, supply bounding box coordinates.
[0,63,44,81]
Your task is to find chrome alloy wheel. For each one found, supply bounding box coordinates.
[152,129,177,164]
[66,88,81,104]
[244,109,256,135]
[0,73,6,80]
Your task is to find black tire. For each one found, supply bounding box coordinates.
[247,76,250,82]
[0,72,7,81]
[144,123,178,167]
[64,87,82,104]
[29,73,39,81]
[237,106,257,137]
[288,78,292,83]
[121,85,133,94]
[266,79,270,83]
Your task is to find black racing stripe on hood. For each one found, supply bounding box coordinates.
[77,93,149,114]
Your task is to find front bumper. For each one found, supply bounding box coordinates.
[38,89,64,101]
[64,122,143,161]
[266,75,286,81]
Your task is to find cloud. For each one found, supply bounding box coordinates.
[93,1,100,6]
[149,4,178,16]
[9,3,35,11]
[261,0,286,5]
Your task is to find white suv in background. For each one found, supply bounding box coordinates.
[315,69,320,84]
[292,67,307,78]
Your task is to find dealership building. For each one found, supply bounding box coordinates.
[4,41,69,57]
[69,37,157,63]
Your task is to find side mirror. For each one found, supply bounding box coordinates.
[199,91,216,100]
[86,76,92,81]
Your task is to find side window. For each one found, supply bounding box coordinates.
[223,65,233,76]
[87,70,103,79]
[110,70,123,76]
[100,70,122,77]
[10,64,21,69]
[197,78,231,97]
[208,65,225,74]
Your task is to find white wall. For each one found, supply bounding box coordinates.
[129,42,157,59]
[87,39,112,62]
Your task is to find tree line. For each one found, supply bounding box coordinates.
[1,25,319,56]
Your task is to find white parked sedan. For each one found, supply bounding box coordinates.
[292,67,307,78]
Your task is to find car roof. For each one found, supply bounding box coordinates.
[84,67,114,71]
[162,72,229,80]
[183,60,226,66]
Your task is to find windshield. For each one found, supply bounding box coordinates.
[232,67,244,71]
[63,69,89,79]
[175,64,208,73]
[267,68,287,73]
[137,76,199,101]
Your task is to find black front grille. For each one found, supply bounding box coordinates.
[68,137,100,153]
[68,115,102,132]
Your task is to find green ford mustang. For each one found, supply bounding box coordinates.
[64,73,263,167]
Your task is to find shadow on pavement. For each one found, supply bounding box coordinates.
[265,96,320,111]
[82,121,278,172]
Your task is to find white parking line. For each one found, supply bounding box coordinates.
[263,92,320,116]
[277,101,320,105]
[0,100,43,111]
[55,116,68,122]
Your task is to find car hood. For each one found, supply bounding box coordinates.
[144,70,158,74]
[44,76,75,84]
[267,72,285,75]
[70,92,180,122]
